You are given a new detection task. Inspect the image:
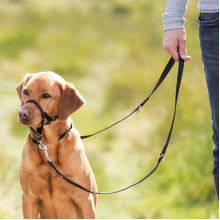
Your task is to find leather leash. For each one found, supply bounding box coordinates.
[44,55,184,194]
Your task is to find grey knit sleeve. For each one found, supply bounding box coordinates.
[162,0,188,30]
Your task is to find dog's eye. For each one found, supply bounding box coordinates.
[41,93,51,99]
[23,90,29,96]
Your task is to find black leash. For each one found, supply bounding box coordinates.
[45,55,184,194]
[80,56,176,139]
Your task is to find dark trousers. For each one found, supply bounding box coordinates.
[198,12,219,200]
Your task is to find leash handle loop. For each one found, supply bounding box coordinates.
[158,54,184,162]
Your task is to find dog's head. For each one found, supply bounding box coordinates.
[16,71,85,127]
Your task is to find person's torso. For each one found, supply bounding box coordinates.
[198,0,219,13]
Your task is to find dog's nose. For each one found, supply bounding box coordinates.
[19,108,30,120]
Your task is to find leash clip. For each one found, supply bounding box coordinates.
[38,141,51,162]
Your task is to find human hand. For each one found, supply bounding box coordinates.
[163,28,191,62]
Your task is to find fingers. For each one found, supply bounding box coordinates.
[163,30,179,61]
[167,46,179,61]
[178,35,191,61]
[163,29,191,62]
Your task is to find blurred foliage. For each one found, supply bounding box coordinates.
[0,0,218,218]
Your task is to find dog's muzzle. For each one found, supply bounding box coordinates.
[24,99,58,136]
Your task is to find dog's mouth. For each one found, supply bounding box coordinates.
[20,119,29,124]
[18,116,31,126]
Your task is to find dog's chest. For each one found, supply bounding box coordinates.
[21,161,76,197]
[22,169,80,218]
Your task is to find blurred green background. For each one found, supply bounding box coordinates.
[0,0,218,218]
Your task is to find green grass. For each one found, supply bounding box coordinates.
[0,0,218,218]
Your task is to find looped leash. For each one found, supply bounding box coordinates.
[80,56,176,139]
[45,55,184,194]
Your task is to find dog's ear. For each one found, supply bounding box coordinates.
[59,82,85,120]
[16,73,33,102]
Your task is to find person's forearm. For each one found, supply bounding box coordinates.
[162,0,188,30]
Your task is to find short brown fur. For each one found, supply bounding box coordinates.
[17,72,98,219]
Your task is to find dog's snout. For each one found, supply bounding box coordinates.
[19,108,30,120]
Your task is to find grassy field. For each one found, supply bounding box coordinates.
[0,0,219,218]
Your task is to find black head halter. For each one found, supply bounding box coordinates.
[25,99,58,140]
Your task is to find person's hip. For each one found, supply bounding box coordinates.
[198,12,219,26]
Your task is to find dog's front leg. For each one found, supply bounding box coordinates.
[22,193,39,219]
[77,194,98,219]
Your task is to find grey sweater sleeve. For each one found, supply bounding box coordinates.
[162,0,188,30]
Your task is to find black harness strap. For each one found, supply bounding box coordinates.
[29,124,73,145]
[59,123,73,141]
[25,100,58,122]
[46,55,184,194]
[25,99,69,143]
[25,99,58,136]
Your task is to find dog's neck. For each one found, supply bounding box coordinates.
[29,118,73,145]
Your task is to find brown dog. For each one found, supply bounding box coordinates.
[16,72,98,219]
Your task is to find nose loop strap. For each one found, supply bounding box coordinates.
[25,100,45,121]
[25,99,57,124]
[25,100,46,137]
[24,99,58,137]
